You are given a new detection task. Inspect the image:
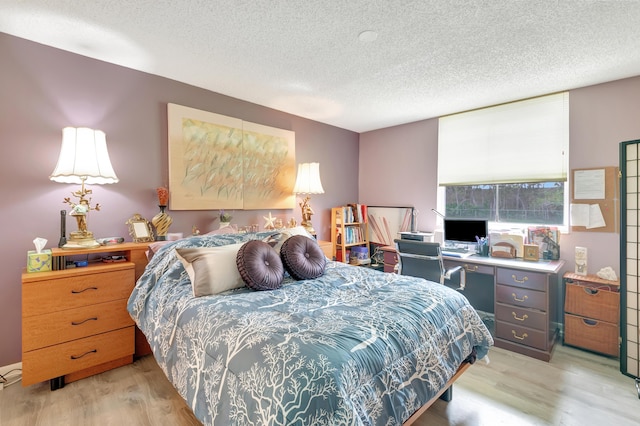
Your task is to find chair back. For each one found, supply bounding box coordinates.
[394,239,445,283]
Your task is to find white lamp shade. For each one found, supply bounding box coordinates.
[50,127,119,184]
[293,162,324,194]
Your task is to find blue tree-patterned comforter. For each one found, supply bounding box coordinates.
[128,233,493,425]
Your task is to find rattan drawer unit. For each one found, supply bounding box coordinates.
[563,272,620,357]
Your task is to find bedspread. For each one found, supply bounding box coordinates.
[128,233,493,425]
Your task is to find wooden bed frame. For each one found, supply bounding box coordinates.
[404,361,472,425]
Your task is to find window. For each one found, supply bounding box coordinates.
[438,92,569,227]
[445,182,565,225]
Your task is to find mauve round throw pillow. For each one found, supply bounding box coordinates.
[280,235,327,280]
[236,240,284,290]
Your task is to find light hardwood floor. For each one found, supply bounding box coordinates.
[1,344,639,426]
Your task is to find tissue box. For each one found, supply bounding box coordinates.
[27,249,52,273]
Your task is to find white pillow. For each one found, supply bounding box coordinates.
[176,243,245,297]
[264,226,314,254]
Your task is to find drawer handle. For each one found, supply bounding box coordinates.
[511,274,528,284]
[464,265,478,272]
[511,312,529,322]
[71,287,98,294]
[511,330,528,341]
[71,317,98,326]
[583,287,599,295]
[512,293,528,302]
[70,349,97,360]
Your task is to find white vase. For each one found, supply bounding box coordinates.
[219,221,231,229]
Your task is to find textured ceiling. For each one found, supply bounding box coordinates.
[2,1,640,132]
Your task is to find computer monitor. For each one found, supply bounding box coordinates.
[443,218,488,246]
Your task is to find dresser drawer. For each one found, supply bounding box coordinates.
[444,260,493,275]
[495,302,547,331]
[496,284,546,311]
[22,299,134,351]
[497,267,546,291]
[565,283,619,323]
[23,264,135,316]
[22,327,134,386]
[496,320,548,350]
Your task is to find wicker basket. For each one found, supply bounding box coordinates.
[565,283,619,323]
[564,313,619,356]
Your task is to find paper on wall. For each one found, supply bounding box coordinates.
[570,203,605,228]
[574,169,605,199]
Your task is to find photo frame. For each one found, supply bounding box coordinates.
[523,244,540,261]
[126,214,155,243]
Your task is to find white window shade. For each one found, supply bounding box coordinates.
[438,92,569,186]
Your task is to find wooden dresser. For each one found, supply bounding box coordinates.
[21,243,150,389]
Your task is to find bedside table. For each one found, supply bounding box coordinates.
[21,242,150,390]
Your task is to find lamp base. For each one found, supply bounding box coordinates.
[300,220,316,236]
[61,231,100,249]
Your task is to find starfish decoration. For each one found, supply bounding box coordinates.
[263,212,276,230]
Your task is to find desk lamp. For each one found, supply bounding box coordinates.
[293,162,324,236]
[50,127,119,248]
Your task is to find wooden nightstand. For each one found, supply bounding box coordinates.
[21,242,150,389]
[317,240,333,259]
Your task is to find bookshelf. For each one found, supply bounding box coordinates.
[331,205,369,263]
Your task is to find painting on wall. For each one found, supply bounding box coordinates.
[168,103,296,210]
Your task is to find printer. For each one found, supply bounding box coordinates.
[399,231,434,242]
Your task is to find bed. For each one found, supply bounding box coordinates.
[128,230,493,425]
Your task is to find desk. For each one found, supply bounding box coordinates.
[384,246,565,361]
[447,255,564,362]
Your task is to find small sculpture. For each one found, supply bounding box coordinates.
[596,266,618,281]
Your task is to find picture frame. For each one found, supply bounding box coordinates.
[126,214,155,243]
[523,244,540,261]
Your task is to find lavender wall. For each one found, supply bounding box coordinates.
[0,33,359,366]
[359,76,640,279]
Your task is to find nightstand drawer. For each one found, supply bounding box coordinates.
[23,264,134,316]
[22,299,134,351]
[497,268,546,291]
[496,284,546,311]
[22,327,134,386]
[496,320,547,350]
[495,302,547,331]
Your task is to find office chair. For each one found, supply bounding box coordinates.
[394,239,466,291]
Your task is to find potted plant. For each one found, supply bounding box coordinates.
[219,210,232,228]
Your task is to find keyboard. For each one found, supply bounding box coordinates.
[442,247,475,258]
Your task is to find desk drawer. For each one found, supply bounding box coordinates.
[496,320,547,350]
[22,327,134,386]
[444,260,493,275]
[495,302,547,331]
[22,299,134,351]
[497,268,546,291]
[496,284,546,311]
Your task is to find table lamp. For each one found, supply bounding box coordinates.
[50,127,119,248]
[293,162,324,236]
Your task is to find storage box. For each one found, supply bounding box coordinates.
[564,313,618,356]
[27,249,52,273]
[565,283,619,323]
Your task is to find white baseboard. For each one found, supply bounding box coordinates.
[0,362,22,377]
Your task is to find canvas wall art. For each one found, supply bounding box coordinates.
[168,103,296,210]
